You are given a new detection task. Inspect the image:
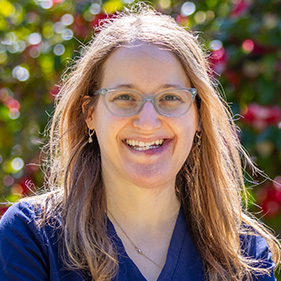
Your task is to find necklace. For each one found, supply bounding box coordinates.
[108,211,162,269]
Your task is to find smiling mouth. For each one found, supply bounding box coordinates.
[125,139,165,151]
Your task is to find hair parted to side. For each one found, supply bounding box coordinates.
[36,2,280,281]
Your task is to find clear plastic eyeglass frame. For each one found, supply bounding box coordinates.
[94,87,197,117]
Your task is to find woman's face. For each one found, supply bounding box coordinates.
[86,43,200,188]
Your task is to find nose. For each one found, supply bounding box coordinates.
[132,100,161,130]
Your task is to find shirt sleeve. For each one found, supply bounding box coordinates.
[0,201,49,281]
[241,232,276,281]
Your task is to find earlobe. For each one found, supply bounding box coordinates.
[85,114,95,130]
[196,118,202,132]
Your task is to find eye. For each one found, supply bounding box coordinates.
[114,94,135,101]
[161,94,182,101]
[109,91,137,102]
[159,93,184,103]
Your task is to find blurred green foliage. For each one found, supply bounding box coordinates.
[0,0,280,264]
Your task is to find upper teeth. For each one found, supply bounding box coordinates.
[126,139,164,147]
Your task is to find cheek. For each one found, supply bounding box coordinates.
[176,117,198,153]
[93,111,124,151]
[92,99,111,133]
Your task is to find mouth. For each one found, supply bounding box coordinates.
[124,139,165,151]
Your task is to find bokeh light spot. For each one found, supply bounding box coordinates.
[8,108,20,120]
[18,40,26,52]
[242,39,254,53]
[11,157,24,171]
[206,10,215,20]
[0,53,7,64]
[12,66,30,81]
[1,0,15,17]
[7,42,19,53]
[40,0,53,9]
[159,0,171,9]
[181,2,196,16]
[27,33,42,45]
[210,40,223,50]
[54,22,65,33]
[103,0,123,13]
[26,12,40,24]
[194,11,206,24]
[29,46,41,58]
[11,184,23,195]
[90,3,101,14]
[3,175,14,187]
[6,98,20,110]
[62,29,73,40]
[61,14,74,26]
[2,32,17,45]
[53,44,65,56]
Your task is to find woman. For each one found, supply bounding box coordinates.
[0,4,280,281]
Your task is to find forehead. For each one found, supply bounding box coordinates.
[100,43,191,90]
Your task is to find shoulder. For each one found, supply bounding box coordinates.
[0,199,65,280]
[2,190,62,222]
[0,200,38,227]
[0,200,50,246]
[0,196,63,254]
[240,226,276,280]
[240,226,273,260]
[0,195,62,235]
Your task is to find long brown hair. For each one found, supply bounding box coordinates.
[37,3,280,280]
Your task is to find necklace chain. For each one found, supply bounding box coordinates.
[108,211,162,269]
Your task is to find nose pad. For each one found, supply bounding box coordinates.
[133,100,161,130]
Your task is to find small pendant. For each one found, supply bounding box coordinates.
[136,248,143,254]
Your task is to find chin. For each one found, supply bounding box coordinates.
[126,167,175,189]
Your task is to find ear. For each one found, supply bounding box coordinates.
[82,96,95,130]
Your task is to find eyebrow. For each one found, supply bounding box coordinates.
[161,83,183,89]
[113,83,184,90]
[114,84,134,89]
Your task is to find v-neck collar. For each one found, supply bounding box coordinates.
[157,207,188,280]
[107,207,204,281]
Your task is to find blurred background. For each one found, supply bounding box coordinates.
[0,0,280,274]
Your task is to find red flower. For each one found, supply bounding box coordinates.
[176,15,188,26]
[3,97,20,110]
[49,84,61,100]
[0,207,8,217]
[209,47,227,74]
[242,103,281,130]
[257,181,281,218]
[90,13,110,29]
[16,178,36,196]
[73,15,90,38]
[230,0,251,18]
[225,70,241,86]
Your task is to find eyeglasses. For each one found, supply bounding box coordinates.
[94,87,197,117]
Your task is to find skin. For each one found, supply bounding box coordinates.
[85,43,200,281]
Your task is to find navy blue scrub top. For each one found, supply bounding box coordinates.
[0,201,276,281]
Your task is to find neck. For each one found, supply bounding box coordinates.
[105,179,180,233]
[105,179,180,280]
